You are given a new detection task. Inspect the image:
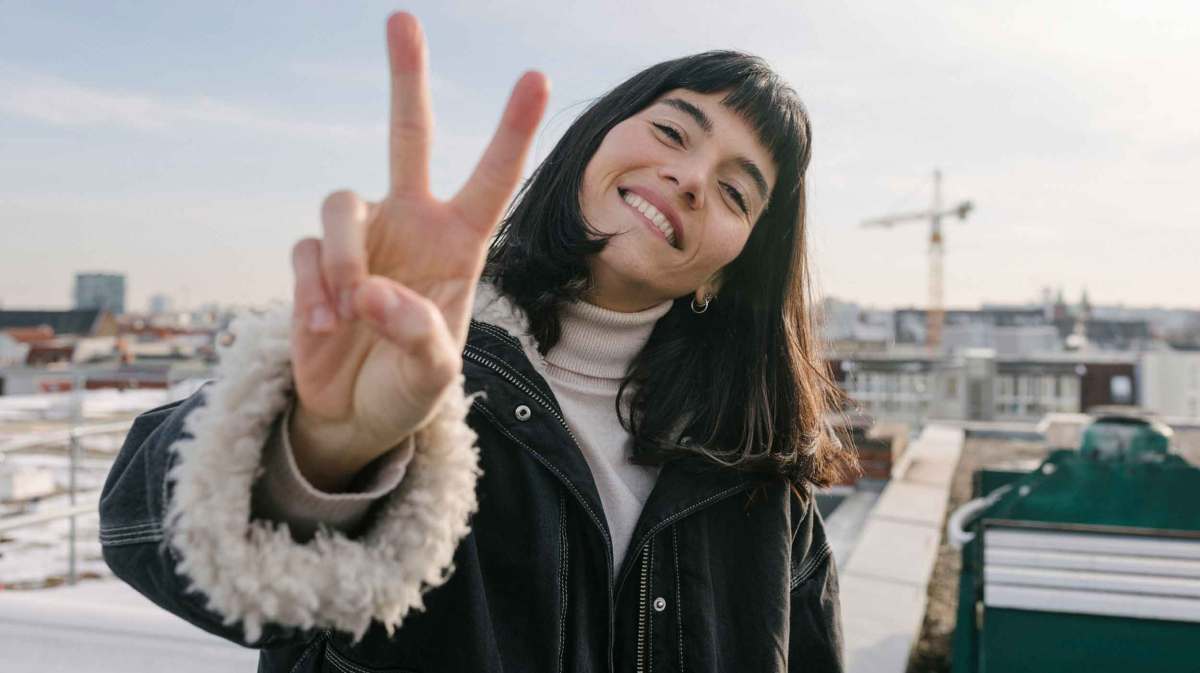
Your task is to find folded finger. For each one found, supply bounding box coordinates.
[292,238,336,334]
[320,189,370,320]
[356,276,460,394]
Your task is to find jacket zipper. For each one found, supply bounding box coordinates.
[463,346,583,449]
[636,546,649,673]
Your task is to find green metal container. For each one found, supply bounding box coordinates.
[950,412,1200,673]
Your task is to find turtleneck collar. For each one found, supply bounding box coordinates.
[471,281,673,382]
[543,296,673,380]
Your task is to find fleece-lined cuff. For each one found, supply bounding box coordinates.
[164,303,481,644]
[250,398,415,541]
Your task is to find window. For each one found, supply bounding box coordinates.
[1060,376,1080,411]
[1110,375,1133,405]
[1040,375,1056,401]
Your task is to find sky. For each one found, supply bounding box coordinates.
[1,1,1197,312]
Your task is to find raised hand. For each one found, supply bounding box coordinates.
[286,13,549,491]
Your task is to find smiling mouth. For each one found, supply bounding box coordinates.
[618,188,678,248]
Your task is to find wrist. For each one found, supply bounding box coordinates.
[287,404,381,493]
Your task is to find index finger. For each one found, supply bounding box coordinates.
[386,12,433,196]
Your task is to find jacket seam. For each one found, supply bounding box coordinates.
[471,319,522,347]
[99,531,163,546]
[99,521,160,534]
[325,647,361,673]
[791,539,832,592]
[324,645,364,673]
[673,525,684,673]
[618,482,754,593]
[796,539,831,581]
[470,320,524,352]
[161,430,183,566]
[557,489,569,673]
[325,641,417,673]
[99,521,164,545]
[287,631,327,673]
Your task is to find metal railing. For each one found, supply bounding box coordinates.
[0,421,133,455]
[1,391,137,585]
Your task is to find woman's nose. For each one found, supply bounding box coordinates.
[659,165,705,210]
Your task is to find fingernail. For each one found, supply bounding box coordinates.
[308,305,335,332]
[338,289,355,320]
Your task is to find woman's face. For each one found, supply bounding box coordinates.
[580,88,777,312]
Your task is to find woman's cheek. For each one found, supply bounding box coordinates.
[714,224,751,266]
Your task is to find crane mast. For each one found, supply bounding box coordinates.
[861,170,972,350]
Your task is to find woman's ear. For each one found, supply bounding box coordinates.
[696,273,722,303]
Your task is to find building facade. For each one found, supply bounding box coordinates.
[74,272,126,315]
[829,349,1140,426]
[1140,349,1200,420]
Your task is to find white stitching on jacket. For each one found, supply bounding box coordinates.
[673,525,684,673]
[558,489,569,673]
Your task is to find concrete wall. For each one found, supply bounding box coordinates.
[1141,350,1200,419]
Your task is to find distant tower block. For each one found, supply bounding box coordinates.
[74,272,126,315]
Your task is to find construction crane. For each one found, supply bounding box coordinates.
[861,169,973,349]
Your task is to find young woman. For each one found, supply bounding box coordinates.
[100,12,855,672]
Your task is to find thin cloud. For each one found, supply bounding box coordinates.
[287,59,473,103]
[0,65,383,140]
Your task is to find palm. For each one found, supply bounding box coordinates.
[366,199,488,339]
[288,13,547,457]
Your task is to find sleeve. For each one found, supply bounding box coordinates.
[250,398,415,541]
[788,491,845,673]
[99,304,482,647]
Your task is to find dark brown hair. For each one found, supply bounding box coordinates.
[485,51,858,488]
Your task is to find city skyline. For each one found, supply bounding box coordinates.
[2,2,1197,311]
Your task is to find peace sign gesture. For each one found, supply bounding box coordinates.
[286,13,549,491]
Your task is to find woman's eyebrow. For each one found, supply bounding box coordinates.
[662,97,713,134]
[735,157,769,203]
[660,97,769,202]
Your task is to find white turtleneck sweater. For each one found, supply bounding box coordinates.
[252,289,672,568]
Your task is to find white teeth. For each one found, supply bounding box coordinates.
[621,190,676,246]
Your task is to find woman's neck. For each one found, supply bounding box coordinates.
[544,295,673,379]
[582,267,675,313]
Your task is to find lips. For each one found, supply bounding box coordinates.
[618,186,683,249]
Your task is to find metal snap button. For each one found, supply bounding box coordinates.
[514,404,532,421]
[653,597,667,612]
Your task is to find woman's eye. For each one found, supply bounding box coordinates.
[722,183,748,214]
[653,123,684,146]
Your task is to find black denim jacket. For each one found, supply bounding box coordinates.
[100,318,844,672]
